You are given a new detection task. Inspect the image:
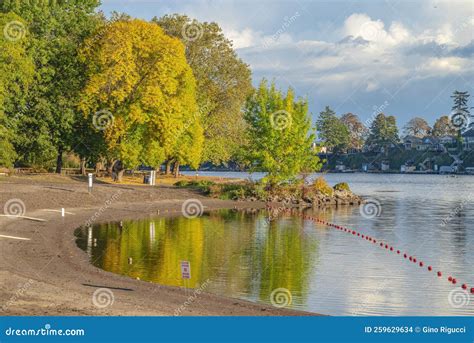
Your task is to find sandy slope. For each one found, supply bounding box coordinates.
[0,176,318,316]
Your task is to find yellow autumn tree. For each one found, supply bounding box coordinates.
[79,19,202,180]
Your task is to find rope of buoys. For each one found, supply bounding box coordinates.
[278,208,473,294]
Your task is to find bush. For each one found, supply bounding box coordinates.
[173,180,216,194]
[312,177,333,196]
[333,182,351,192]
[217,184,251,200]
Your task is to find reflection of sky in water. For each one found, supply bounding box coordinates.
[77,174,474,315]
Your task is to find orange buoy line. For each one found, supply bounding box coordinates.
[278,208,473,294]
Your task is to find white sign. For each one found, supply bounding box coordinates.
[88,173,93,190]
[180,261,191,279]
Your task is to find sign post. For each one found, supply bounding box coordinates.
[88,173,93,193]
[180,261,191,294]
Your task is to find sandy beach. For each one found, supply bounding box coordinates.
[0,175,317,316]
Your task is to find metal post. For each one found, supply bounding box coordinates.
[88,173,93,193]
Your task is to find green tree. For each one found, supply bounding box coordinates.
[153,14,253,169]
[451,91,470,114]
[340,112,367,150]
[432,115,457,137]
[1,0,101,172]
[0,12,34,167]
[243,80,322,186]
[79,19,202,181]
[366,113,399,151]
[316,106,350,153]
[450,90,472,133]
[403,117,431,138]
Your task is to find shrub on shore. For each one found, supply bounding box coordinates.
[312,177,333,196]
[333,182,351,192]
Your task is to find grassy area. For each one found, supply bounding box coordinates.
[0,173,242,186]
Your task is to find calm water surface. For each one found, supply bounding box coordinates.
[76,173,474,315]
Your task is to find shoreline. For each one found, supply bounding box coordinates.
[0,177,318,316]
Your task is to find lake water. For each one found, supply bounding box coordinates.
[75,173,474,315]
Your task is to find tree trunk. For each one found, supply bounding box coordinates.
[107,159,115,176]
[95,162,101,175]
[80,157,86,176]
[173,161,180,178]
[165,160,172,175]
[55,146,63,174]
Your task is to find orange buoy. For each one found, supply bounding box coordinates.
[428,266,432,271]
[470,288,474,294]
[452,278,457,284]
[448,276,453,282]
[419,262,423,267]
[437,271,442,277]
[462,284,467,290]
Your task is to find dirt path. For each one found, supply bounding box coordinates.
[0,176,317,316]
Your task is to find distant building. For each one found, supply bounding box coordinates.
[439,165,455,174]
[417,136,444,152]
[335,162,346,171]
[462,127,474,150]
[401,164,416,173]
[381,160,390,171]
[439,135,456,145]
[403,135,422,150]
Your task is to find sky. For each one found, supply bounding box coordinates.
[99,0,474,129]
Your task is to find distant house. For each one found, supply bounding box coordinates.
[403,135,422,150]
[418,136,444,152]
[381,160,390,171]
[439,165,456,174]
[462,127,474,150]
[312,142,328,154]
[401,164,416,173]
[335,161,346,171]
[439,135,456,145]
